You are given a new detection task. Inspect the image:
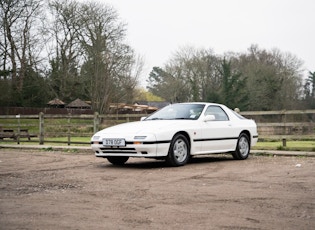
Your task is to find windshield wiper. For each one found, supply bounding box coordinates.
[173,117,193,120]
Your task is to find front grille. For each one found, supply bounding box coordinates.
[99,147,137,154]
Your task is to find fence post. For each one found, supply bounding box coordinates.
[67,113,71,146]
[16,114,20,144]
[39,112,44,145]
[282,110,287,135]
[282,138,287,147]
[93,112,99,133]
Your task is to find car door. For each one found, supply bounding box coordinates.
[199,105,239,153]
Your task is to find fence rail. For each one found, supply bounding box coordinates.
[0,110,314,145]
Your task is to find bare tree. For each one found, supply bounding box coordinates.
[78,1,141,113]
[147,46,220,103]
[0,0,43,96]
[148,44,304,110]
[47,0,82,101]
[238,45,303,110]
[147,66,188,103]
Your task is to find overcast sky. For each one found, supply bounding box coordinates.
[103,0,315,83]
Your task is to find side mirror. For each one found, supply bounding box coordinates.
[140,117,147,121]
[203,115,216,122]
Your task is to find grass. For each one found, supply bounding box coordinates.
[253,140,315,151]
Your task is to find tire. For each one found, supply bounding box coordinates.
[232,133,250,160]
[166,134,190,166]
[106,156,129,165]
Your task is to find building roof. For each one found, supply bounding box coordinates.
[47,98,65,106]
[66,98,91,109]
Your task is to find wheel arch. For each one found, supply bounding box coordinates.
[240,130,251,145]
[173,131,191,150]
[166,131,191,166]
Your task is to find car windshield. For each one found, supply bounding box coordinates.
[145,104,205,120]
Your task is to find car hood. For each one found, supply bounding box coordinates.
[95,120,192,136]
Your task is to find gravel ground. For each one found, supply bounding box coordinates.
[0,149,314,229]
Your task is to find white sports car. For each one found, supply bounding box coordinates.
[91,102,258,166]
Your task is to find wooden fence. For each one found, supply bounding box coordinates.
[0,110,314,145]
[242,110,315,137]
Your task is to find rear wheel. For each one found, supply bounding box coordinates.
[106,156,129,165]
[232,133,250,160]
[166,134,190,166]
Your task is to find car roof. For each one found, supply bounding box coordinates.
[174,102,226,107]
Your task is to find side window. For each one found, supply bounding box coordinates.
[204,106,229,121]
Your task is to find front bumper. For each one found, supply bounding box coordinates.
[91,141,170,158]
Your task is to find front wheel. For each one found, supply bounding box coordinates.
[166,134,190,167]
[106,156,129,165]
[232,133,250,160]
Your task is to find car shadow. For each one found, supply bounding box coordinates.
[190,154,235,164]
[97,154,236,170]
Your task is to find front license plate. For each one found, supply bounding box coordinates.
[103,138,125,147]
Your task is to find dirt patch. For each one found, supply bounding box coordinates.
[0,149,314,229]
